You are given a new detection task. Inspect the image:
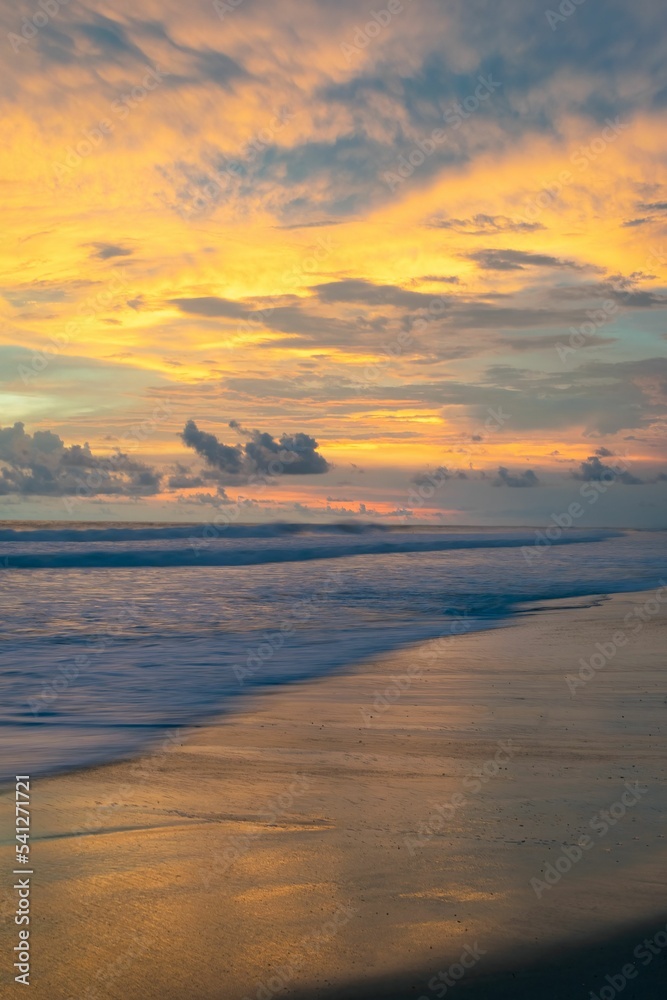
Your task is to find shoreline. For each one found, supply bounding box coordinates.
[1,590,666,998]
[2,583,661,789]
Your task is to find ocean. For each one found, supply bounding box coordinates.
[1,522,666,780]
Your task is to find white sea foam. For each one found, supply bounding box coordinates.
[1,524,665,779]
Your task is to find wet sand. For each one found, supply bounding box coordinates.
[1,590,666,999]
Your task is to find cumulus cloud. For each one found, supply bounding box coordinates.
[572,455,643,485]
[228,419,251,436]
[167,464,206,489]
[181,420,331,478]
[181,420,244,474]
[0,423,161,496]
[493,466,540,487]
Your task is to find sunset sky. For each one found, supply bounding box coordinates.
[1,0,666,525]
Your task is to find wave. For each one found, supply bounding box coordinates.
[2,527,664,780]
[0,520,391,544]
[0,527,624,570]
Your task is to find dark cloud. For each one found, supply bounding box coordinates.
[468,249,582,271]
[239,305,365,347]
[215,355,666,440]
[88,243,134,260]
[190,49,247,88]
[311,279,449,310]
[246,430,330,475]
[572,455,644,485]
[419,275,461,284]
[493,466,540,487]
[17,0,667,229]
[181,420,244,474]
[0,423,161,496]
[181,420,331,478]
[31,10,246,93]
[449,303,604,331]
[168,472,204,490]
[430,215,545,235]
[252,0,667,221]
[611,288,667,308]
[170,297,249,318]
[503,333,617,352]
[273,220,344,230]
[77,15,147,62]
[168,273,657,360]
[228,419,252,436]
[412,467,467,485]
[435,356,667,436]
[547,278,666,309]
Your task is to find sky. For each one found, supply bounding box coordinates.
[1,0,666,526]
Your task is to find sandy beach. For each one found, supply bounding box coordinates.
[2,590,666,999]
